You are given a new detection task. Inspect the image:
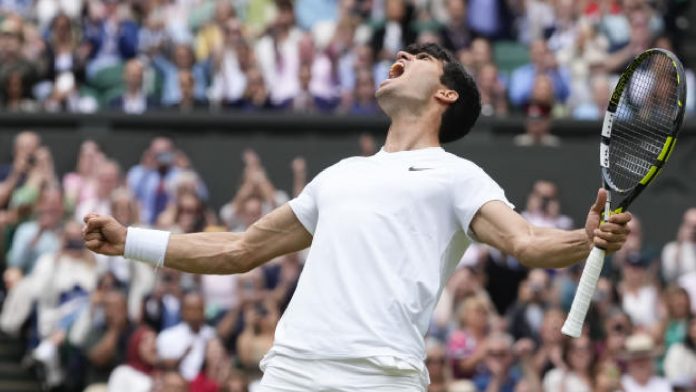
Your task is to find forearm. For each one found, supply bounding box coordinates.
[514,227,591,269]
[87,330,119,366]
[164,232,252,274]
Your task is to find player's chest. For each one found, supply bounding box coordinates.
[317,162,450,212]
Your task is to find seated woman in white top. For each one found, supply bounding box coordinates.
[543,335,595,392]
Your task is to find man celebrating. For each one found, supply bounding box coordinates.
[83,43,631,391]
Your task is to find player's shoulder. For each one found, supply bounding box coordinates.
[437,150,489,175]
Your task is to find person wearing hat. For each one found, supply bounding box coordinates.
[620,332,672,392]
[513,100,560,147]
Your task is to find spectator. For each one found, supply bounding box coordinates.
[572,74,612,120]
[655,286,691,360]
[237,298,278,381]
[222,369,250,392]
[521,180,573,230]
[604,7,655,74]
[152,370,188,392]
[4,185,64,288]
[153,43,208,108]
[507,270,551,342]
[620,332,672,392]
[295,34,341,111]
[208,19,251,108]
[7,145,59,210]
[530,307,566,375]
[170,70,208,111]
[142,268,188,333]
[191,337,232,391]
[513,101,560,147]
[109,59,157,114]
[254,0,303,106]
[477,63,507,117]
[295,0,339,31]
[467,0,511,40]
[219,149,288,230]
[347,67,380,115]
[41,13,93,113]
[82,0,139,77]
[0,131,41,209]
[593,359,623,392]
[664,317,696,388]
[370,0,417,80]
[425,338,448,392]
[0,18,39,109]
[83,290,135,389]
[62,140,103,213]
[239,66,274,110]
[509,39,571,108]
[157,291,216,381]
[127,137,207,225]
[542,336,595,392]
[619,251,661,331]
[598,308,634,363]
[194,0,235,62]
[472,332,523,392]
[75,159,121,222]
[439,0,471,54]
[447,296,492,379]
[107,326,157,392]
[515,0,555,45]
[157,190,209,234]
[662,208,696,283]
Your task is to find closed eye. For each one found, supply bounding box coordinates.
[416,53,433,61]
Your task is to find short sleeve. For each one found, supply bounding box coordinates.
[452,167,514,239]
[288,173,322,235]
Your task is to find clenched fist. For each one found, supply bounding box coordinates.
[82,213,127,256]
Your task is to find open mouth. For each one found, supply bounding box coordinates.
[388,62,405,79]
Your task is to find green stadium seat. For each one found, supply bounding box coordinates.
[494,40,530,77]
[88,63,125,92]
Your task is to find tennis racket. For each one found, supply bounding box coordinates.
[561,48,687,338]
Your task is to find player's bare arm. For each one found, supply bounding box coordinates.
[82,203,312,274]
[470,188,631,269]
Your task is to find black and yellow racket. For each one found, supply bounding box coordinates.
[562,48,687,338]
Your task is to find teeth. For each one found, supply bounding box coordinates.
[389,63,404,79]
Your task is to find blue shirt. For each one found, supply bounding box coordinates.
[509,64,571,107]
[7,221,62,273]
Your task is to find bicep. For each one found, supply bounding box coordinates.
[469,200,531,256]
[243,203,312,269]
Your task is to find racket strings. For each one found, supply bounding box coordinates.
[609,53,677,192]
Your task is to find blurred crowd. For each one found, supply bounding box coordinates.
[0,0,692,120]
[0,130,695,392]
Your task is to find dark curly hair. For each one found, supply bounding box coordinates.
[404,43,481,144]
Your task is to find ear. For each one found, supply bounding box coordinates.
[434,88,458,105]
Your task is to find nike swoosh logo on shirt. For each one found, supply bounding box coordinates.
[408,167,433,171]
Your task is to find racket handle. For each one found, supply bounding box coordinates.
[562,246,606,338]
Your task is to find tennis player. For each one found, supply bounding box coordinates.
[83,43,631,391]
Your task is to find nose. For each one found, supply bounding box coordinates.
[396,51,413,61]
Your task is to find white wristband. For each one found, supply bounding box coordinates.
[123,227,171,268]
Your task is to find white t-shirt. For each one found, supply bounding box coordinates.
[543,368,592,392]
[621,375,673,392]
[156,323,215,381]
[268,147,511,371]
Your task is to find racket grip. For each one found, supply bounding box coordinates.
[561,246,606,338]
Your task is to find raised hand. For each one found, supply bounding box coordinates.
[584,189,632,252]
[82,213,127,256]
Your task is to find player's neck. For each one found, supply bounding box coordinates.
[384,113,440,152]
